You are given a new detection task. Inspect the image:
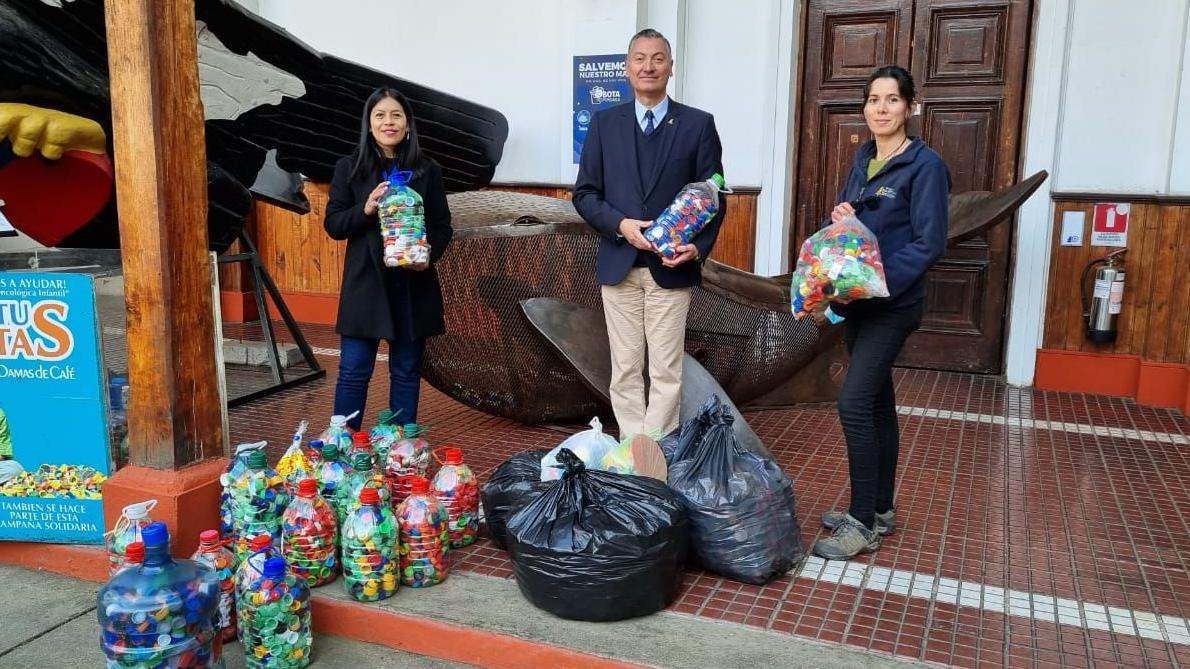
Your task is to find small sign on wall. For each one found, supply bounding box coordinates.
[1091,203,1129,247]
[1060,211,1085,246]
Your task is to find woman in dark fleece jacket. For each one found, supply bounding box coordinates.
[324,87,453,431]
[813,65,951,561]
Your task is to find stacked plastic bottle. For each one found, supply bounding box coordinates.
[385,423,430,508]
[281,479,338,587]
[231,451,289,562]
[220,442,267,550]
[276,421,315,495]
[239,556,312,669]
[643,173,726,259]
[344,430,373,464]
[191,530,237,643]
[368,409,401,464]
[313,442,351,526]
[341,487,399,602]
[97,522,224,669]
[305,440,324,467]
[396,476,450,588]
[336,452,389,526]
[378,168,428,267]
[430,447,480,548]
[235,534,280,641]
[119,541,145,573]
[105,499,157,576]
[319,413,357,453]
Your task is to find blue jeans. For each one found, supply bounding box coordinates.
[333,336,426,431]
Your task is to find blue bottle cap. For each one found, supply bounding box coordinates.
[140,522,169,548]
[263,556,288,579]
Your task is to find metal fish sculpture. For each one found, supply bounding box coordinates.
[425,170,1047,425]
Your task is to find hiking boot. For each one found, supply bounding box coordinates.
[822,509,896,536]
[812,514,881,560]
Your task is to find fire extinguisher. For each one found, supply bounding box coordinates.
[1080,248,1126,343]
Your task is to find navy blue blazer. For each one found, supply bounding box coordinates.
[572,99,726,288]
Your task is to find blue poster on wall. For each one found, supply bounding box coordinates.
[574,54,632,163]
[0,272,110,543]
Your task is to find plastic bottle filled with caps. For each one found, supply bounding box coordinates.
[281,478,338,587]
[430,446,480,548]
[335,452,390,526]
[341,486,399,602]
[396,476,450,588]
[97,522,224,668]
[191,530,237,643]
[239,556,312,669]
[232,451,289,562]
[385,423,430,507]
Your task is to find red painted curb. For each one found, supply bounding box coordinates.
[311,596,647,669]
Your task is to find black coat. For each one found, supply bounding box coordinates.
[324,156,453,341]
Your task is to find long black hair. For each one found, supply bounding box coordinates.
[349,87,427,182]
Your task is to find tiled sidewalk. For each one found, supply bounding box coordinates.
[227,325,1189,669]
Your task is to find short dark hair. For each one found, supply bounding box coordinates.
[863,65,916,104]
[628,28,672,58]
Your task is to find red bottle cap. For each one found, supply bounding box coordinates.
[444,447,463,465]
[410,476,430,495]
[124,541,145,564]
[352,431,372,447]
[359,486,380,505]
[198,530,220,545]
[249,534,273,551]
[298,479,318,497]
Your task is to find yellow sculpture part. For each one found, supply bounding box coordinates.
[0,103,107,160]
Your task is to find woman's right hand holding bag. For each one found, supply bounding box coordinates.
[790,208,889,321]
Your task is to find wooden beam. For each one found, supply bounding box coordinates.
[105,0,223,468]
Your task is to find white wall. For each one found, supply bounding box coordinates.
[254,0,779,188]
[680,0,776,187]
[1169,4,1190,191]
[1006,0,1190,385]
[257,0,570,184]
[1055,0,1190,194]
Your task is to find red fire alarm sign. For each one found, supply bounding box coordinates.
[1091,203,1129,247]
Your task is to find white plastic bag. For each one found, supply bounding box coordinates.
[539,417,619,482]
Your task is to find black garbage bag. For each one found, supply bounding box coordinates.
[506,449,688,621]
[668,395,804,584]
[658,404,717,463]
[480,448,551,550]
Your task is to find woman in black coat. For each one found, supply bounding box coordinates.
[324,87,453,431]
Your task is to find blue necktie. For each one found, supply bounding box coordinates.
[644,109,655,136]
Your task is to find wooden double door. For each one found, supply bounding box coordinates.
[794,0,1033,373]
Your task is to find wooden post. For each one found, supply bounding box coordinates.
[104,0,223,468]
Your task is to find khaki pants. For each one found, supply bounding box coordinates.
[601,267,691,438]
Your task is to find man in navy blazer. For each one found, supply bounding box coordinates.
[573,28,726,439]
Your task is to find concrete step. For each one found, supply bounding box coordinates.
[0,564,475,669]
[0,545,926,669]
